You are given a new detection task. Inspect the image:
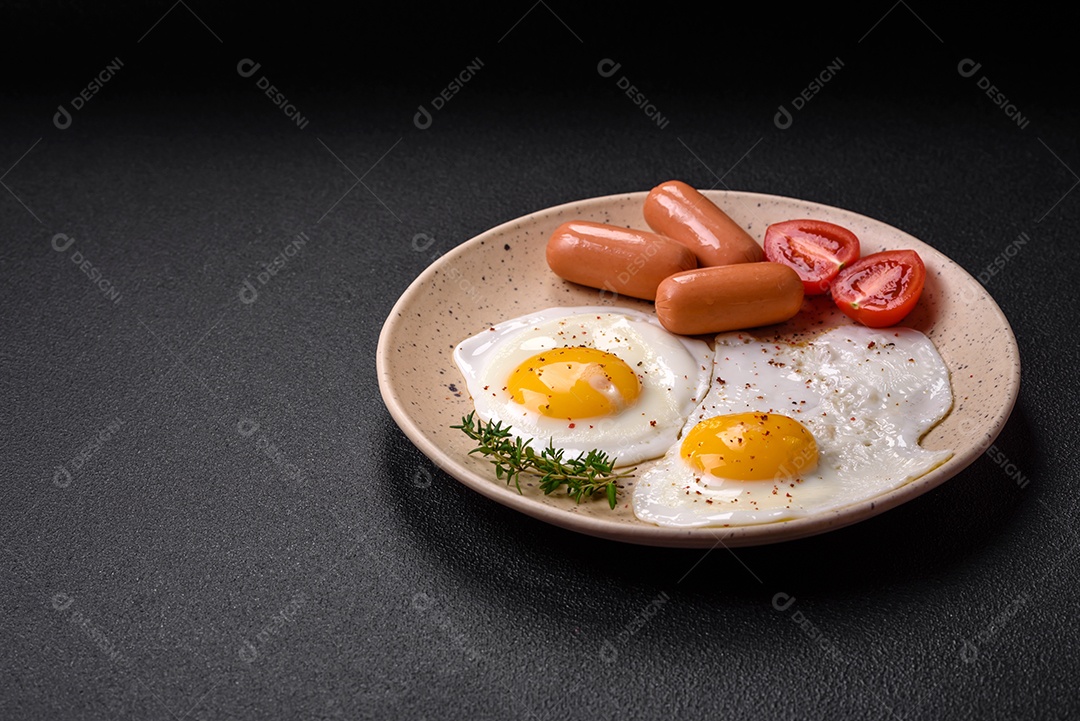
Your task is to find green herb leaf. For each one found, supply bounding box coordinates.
[451,411,634,509]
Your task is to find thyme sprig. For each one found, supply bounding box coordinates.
[451,411,635,509]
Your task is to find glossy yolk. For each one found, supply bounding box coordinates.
[507,347,641,419]
[680,413,818,481]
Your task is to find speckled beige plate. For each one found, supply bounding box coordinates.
[376,190,1020,548]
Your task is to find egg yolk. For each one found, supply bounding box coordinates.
[507,347,641,419]
[681,413,818,481]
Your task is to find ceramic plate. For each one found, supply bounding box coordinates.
[376,190,1021,548]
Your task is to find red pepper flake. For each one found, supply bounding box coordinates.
[568,423,576,428]
[649,420,657,427]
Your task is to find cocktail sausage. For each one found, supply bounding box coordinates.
[654,263,804,335]
[644,180,764,267]
[546,220,697,300]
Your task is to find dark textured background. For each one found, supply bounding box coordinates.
[3,3,1079,719]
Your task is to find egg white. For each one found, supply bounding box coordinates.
[453,306,713,466]
[632,325,954,527]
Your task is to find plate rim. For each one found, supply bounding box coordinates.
[376,189,1022,548]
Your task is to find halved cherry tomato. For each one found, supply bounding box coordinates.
[830,249,926,327]
[763,219,861,295]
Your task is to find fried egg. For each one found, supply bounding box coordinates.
[632,325,954,527]
[453,307,713,466]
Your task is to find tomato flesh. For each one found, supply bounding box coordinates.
[763,219,861,295]
[830,249,926,327]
